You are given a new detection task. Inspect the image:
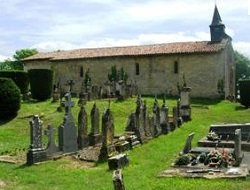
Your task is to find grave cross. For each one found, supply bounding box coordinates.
[45,125,56,148]
[64,93,74,115]
[67,79,75,92]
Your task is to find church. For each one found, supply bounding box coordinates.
[23,5,235,99]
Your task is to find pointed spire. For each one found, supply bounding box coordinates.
[211,5,224,26]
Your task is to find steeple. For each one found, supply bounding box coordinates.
[209,5,231,42]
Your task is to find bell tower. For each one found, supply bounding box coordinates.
[210,5,231,42]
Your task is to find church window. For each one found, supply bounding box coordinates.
[80,66,84,77]
[174,61,179,74]
[135,63,140,75]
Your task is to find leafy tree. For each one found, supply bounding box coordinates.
[235,51,250,82]
[13,48,38,61]
[0,48,38,71]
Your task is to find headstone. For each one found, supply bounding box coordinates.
[143,100,152,137]
[26,115,47,165]
[125,113,136,132]
[160,98,169,134]
[89,103,102,146]
[99,104,116,161]
[108,154,129,170]
[172,106,178,130]
[153,97,161,136]
[67,79,75,93]
[52,86,60,102]
[234,129,243,166]
[45,125,58,156]
[58,93,78,153]
[180,87,192,121]
[182,133,195,154]
[77,105,88,149]
[113,169,126,190]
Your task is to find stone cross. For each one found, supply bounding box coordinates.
[29,115,43,150]
[67,79,75,92]
[58,93,78,153]
[113,169,125,190]
[45,125,58,155]
[182,133,194,154]
[234,129,243,166]
[64,93,74,117]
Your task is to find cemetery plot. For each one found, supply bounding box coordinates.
[160,123,250,179]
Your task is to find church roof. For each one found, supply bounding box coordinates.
[23,41,227,62]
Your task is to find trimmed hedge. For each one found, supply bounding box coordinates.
[0,70,29,94]
[28,69,53,101]
[239,79,250,107]
[0,78,21,119]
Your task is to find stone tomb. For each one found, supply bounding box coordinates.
[89,103,102,146]
[198,123,250,151]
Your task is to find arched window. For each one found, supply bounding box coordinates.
[80,66,84,77]
[174,61,179,74]
[135,63,140,75]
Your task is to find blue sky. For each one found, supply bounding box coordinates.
[0,0,250,61]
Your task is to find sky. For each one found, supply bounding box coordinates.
[0,0,250,61]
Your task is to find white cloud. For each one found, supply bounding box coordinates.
[0,55,8,62]
[31,41,79,52]
[233,41,250,58]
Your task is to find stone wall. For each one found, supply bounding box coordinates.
[23,45,234,98]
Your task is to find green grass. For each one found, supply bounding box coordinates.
[1,97,250,190]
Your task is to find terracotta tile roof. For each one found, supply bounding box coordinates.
[23,41,226,62]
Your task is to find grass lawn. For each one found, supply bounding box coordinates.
[0,97,250,190]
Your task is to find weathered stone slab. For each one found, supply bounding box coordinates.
[113,169,126,190]
[77,105,89,149]
[45,125,58,156]
[182,133,194,154]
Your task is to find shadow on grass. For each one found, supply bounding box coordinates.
[191,98,222,105]
[0,114,17,126]
[235,105,249,111]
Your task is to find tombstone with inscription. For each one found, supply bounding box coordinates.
[77,105,88,149]
[143,100,152,137]
[58,93,78,153]
[180,87,192,121]
[153,97,161,136]
[99,102,116,161]
[26,115,47,165]
[160,97,169,134]
[89,103,102,146]
[45,125,58,156]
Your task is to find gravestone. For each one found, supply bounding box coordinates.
[143,100,152,137]
[113,169,126,190]
[108,154,129,170]
[182,133,195,154]
[153,97,161,136]
[99,104,116,161]
[160,98,169,134]
[180,87,192,121]
[137,98,146,142]
[125,113,136,132]
[172,106,178,130]
[234,129,243,166]
[58,93,78,153]
[52,86,60,102]
[89,103,102,146]
[26,115,47,165]
[78,105,88,149]
[45,125,58,156]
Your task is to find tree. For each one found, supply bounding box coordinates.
[13,48,38,61]
[0,48,38,71]
[235,51,250,82]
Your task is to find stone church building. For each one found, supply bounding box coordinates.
[23,6,235,98]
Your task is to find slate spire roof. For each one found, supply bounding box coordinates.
[211,5,224,26]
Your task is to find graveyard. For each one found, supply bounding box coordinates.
[1,94,250,189]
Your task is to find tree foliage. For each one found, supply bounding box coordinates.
[235,51,250,82]
[0,48,38,71]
